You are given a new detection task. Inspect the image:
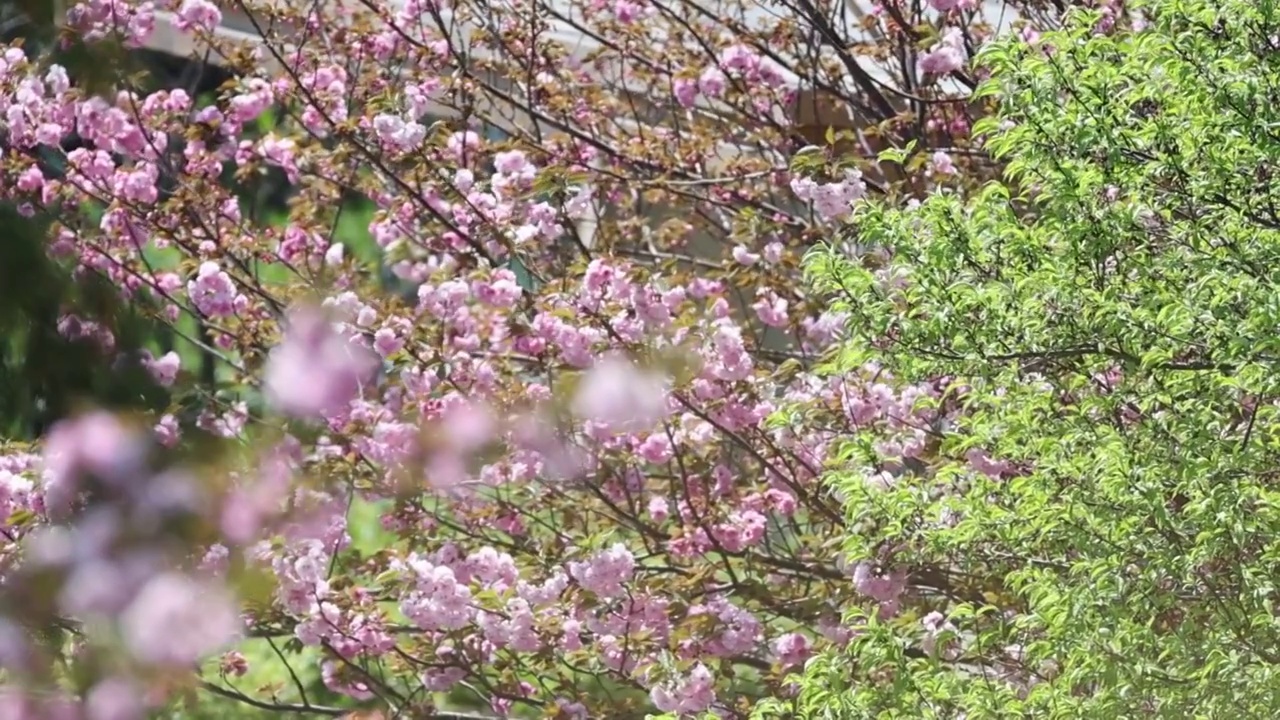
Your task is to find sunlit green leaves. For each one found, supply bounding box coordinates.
[791,0,1280,716]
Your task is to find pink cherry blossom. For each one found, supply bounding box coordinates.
[929,150,957,177]
[119,572,239,666]
[141,350,180,387]
[42,412,148,509]
[174,0,221,33]
[733,245,761,265]
[84,677,143,720]
[773,632,813,669]
[919,28,967,78]
[263,307,379,419]
[568,543,636,599]
[187,262,242,318]
[571,355,670,433]
[650,663,716,714]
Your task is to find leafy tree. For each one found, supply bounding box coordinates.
[0,1,1143,719]
[778,1,1280,716]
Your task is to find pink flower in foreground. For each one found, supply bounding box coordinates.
[0,691,77,720]
[571,355,670,433]
[42,412,148,512]
[119,572,239,666]
[84,676,143,720]
[264,307,379,419]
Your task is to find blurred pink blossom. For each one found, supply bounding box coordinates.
[264,307,378,419]
[42,412,148,513]
[120,572,239,666]
[571,355,670,433]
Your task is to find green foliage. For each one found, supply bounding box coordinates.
[789,1,1280,716]
[0,206,171,438]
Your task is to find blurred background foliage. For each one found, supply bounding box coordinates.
[0,0,158,439]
